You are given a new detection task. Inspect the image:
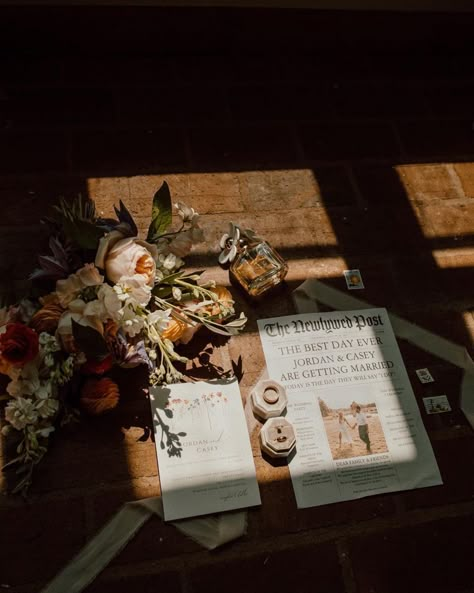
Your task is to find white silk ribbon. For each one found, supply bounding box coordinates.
[40,495,247,593]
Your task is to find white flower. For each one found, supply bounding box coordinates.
[219,223,241,265]
[98,284,122,319]
[6,362,40,398]
[56,274,84,307]
[82,284,122,322]
[175,202,198,224]
[120,306,146,338]
[100,236,158,287]
[115,276,152,307]
[146,310,171,342]
[76,263,104,287]
[35,397,59,419]
[157,253,183,273]
[5,397,39,430]
[37,425,55,438]
[56,264,103,307]
[95,229,125,269]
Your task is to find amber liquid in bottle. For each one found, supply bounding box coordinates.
[230,241,288,297]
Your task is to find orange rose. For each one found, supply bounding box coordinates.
[208,285,234,317]
[80,377,119,415]
[161,318,187,342]
[0,323,39,367]
[30,302,65,334]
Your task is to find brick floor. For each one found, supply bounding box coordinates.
[0,6,474,593]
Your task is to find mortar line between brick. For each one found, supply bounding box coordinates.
[345,164,367,210]
[445,163,467,200]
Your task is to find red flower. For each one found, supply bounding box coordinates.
[0,323,39,367]
[81,354,114,376]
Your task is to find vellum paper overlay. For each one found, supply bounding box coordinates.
[150,378,261,521]
[257,308,443,509]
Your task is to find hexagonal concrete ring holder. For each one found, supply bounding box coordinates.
[250,379,288,420]
[260,416,296,459]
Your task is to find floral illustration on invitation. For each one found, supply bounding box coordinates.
[149,379,261,521]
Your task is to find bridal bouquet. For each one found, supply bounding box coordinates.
[0,182,246,493]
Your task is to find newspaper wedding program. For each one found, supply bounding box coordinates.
[257,308,442,508]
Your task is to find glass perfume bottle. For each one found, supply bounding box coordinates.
[219,224,288,297]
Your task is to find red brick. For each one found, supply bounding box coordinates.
[127,173,244,234]
[397,164,462,202]
[188,541,345,593]
[329,81,428,119]
[116,88,184,125]
[229,83,334,122]
[71,128,187,175]
[188,124,297,170]
[303,204,427,256]
[89,488,201,566]
[237,167,356,212]
[0,131,69,175]
[349,515,474,593]
[280,53,372,82]
[0,177,87,226]
[423,81,474,118]
[62,56,177,87]
[0,227,49,283]
[397,119,474,159]
[299,121,400,162]
[353,164,408,204]
[0,497,85,585]
[0,55,63,86]
[396,308,474,356]
[85,571,181,593]
[416,203,474,246]
[403,437,474,510]
[453,162,474,199]
[0,88,115,129]
[391,255,467,308]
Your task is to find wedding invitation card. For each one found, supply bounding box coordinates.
[150,378,261,521]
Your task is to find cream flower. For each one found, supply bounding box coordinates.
[35,396,59,419]
[83,284,122,322]
[56,264,104,307]
[5,397,39,430]
[157,252,183,274]
[175,202,197,223]
[100,237,158,287]
[76,263,104,287]
[146,310,171,343]
[6,362,41,398]
[115,276,152,307]
[56,274,84,307]
[95,229,125,270]
[120,306,146,338]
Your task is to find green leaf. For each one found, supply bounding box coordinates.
[160,271,184,285]
[147,182,172,243]
[151,285,174,299]
[62,218,104,251]
[114,200,138,236]
[71,320,109,359]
